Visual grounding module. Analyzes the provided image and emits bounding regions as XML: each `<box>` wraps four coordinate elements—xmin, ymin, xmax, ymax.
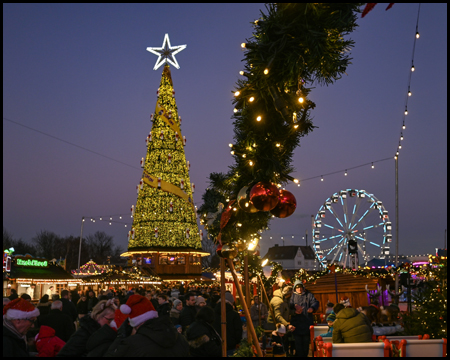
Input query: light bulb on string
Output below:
<box><xmin>241</xmin><ymin>43</ymin><xmax>246</xmax><ymax>48</ymax></box>
<box><xmin>233</xmin><ymin>108</ymin><xmax>238</xmax><ymax>113</ymax></box>
<box><xmin>399</xmin><ymin>143</ymin><xmax>402</xmax><ymax>149</ymax></box>
<box><xmin>402</xmin><ymin>122</ymin><xmax>406</xmax><ymax>130</ymax></box>
<box><xmin>400</xmin><ymin>133</ymin><xmax>404</xmax><ymax>141</ymax></box>
<box><xmin>119</xmin><ymin>216</ymin><xmax>122</xmax><ymax>219</ymax></box>
<box><xmin>321</xmin><ymin>176</ymin><xmax>324</xmax><ymax>182</ymax></box>
<box><xmin>411</xmin><ymin>65</ymin><xmax>415</xmax><ymax>72</ymax></box>
<box><xmin>404</xmin><ymin>108</ymin><xmax>408</xmax><ymax>115</ymax></box>
<box><xmin>239</xmin><ymin>71</ymin><xmax>244</xmax><ymax>75</ymax></box>
<box><xmin>256</xmin><ymin>116</ymin><xmax>262</xmax><ymax>122</ymax></box>
<box><xmin>371</xmin><ymin>162</ymin><xmax>374</xmax><ymax>169</ymax></box>
<box><xmin>416</xmin><ymin>32</ymin><xmax>420</xmax><ymax>39</ymax></box>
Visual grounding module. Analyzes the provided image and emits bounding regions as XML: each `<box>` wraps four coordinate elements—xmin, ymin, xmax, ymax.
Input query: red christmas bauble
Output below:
<box><xmin>220</xmin><ymin>200</ymin><xmax>236</xmax><ymax>229</ymax></box>
<box><xmin>249</xmin><ymin>182</ymin><xmax>280</xmax><ymax>211</ymax></box>
<box><xmin>216</xmin><ymin>244</ymin><xmax>223</xmax><ymax>257</ymax></box>
<box><xmin>270</xmin><ymin>190</ymin><xmax>297</xmax><ymax>218</ymax></box>
<box><xmin>237</xmin><ymin>185</ymin><xmax>259</xmax><ymax>213</ymax></box>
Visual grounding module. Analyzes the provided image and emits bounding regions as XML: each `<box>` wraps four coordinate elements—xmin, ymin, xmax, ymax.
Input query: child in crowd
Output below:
<box><xmin>270</xmin><ymin>323</ymin><xmax>287</xmax><ymax>357</ymax></box>
<box><xmin>325</xmin><ymin>302</ymin><xmax>334</xmax><ymax>315</ymax></box>
<box><xmin>319</xmin><ymin>312</ymin><xmax>336</xmax><ymax>338</ymax></box>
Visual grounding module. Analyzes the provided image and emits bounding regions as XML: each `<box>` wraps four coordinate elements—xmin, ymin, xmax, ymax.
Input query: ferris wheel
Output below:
<box><xmin>312</xmin><ymin>189</ymin><xmax>392</xmax><ymax>269</ymax></box>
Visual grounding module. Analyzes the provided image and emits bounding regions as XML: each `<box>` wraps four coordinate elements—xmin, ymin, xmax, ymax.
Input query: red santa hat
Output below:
<box><xmin>110</xmin><ymin>307</ymin><xmax>129</xmax><ymax>330</ymax></box>
<box><xmin>120</xmin><ymin>294</ymin><xmax>158</xmax><ymax>327</ymax></box>
<box><xmin>3</xmin><ymin>298</ymin><xmax>40</xmax><ymax>320</ymax></box>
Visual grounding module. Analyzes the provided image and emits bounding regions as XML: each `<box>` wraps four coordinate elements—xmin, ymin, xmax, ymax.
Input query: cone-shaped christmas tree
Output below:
<box><xmin>128</xmin><ymin>64</ymin><xmax>201</xmax><ymax>251</ymax></box>
<box><xmin>124</xmin><ymin>65</ymin><xmax>207</xmax><ymax>281</ymax></box>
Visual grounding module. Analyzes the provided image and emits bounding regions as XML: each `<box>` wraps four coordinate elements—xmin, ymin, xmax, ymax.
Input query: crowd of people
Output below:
<box><xmin>3</xmin><ymin>282</ymin><xmax>374</xmax><ymax>357</ymax></box>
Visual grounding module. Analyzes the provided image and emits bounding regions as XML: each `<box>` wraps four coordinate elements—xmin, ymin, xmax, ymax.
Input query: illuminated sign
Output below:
<box><xmin>16</xmin><ymin>258</ymin><xmax>48</xmax><ymax>267</ymax></box>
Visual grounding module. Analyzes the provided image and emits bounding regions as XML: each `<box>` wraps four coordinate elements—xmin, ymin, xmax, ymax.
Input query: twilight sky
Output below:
<box><xmin>3</xmin><ymin>4</ymin><xmax>447</xmax><ymax>263</ymax></box>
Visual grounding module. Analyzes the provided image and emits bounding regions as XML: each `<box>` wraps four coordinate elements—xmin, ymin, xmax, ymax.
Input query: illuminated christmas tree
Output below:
<box><xmin>127</xmin><ymin>64</ymin><xmax>201</xmax><ymax>251</ymax></box>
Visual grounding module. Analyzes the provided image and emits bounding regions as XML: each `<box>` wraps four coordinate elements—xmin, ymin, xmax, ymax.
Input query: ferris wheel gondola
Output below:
<box><xmin>313</xmin><ymin>189</ymin><xmax>392</xmax><ymax>269</ymax></box>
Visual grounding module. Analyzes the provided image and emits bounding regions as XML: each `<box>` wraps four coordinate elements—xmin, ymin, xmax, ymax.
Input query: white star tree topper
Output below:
<box><xmin>146</xmin><ymin>34</ymin><xmax>186</xmax><ymax>70</ymax></box>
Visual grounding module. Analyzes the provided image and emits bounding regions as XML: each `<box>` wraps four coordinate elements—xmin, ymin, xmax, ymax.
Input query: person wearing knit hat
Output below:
<box><xmin>271</xmin><ymin>323</ymin><xmax>287</xmax><ymax>356</ymax></box>
<box><xmin>224</xmin><ymin>291</ymin><xmax>235</xmax><ymax>305</ymax></box>
<box><xmin>3</xmin><ymin>298</ymin><xmax>40</xmax><ymax>357</ymax></box>
<box><xmin>195</xmin><ymin>296</ymin><xmax>206</xmax><ymax>307</ymax></box>
<box><xmin>319</xmin><ymin>312</ymin><xmax>336</xmax><ymax>338</ymax></box>
<box><xmin>170</xmin><ymin>299</ymin><xmax>183</xmax><ymax>327</ymax></box>
<box><xmin>104</xmin><ymin>294</ymin><xmax>190</xmax><ymax>357</ymax></box>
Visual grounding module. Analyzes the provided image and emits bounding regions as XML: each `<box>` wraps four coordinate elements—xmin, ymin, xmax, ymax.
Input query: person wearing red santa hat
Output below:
<box><xmin>3</xmin><ymin>298</ymin><xmax>40</xmax><ymax>357</ymax></box>
<box><xmin>104</xmin><ymin>294</ymin><xmax>189</xmax><ymax>357</ymax></box>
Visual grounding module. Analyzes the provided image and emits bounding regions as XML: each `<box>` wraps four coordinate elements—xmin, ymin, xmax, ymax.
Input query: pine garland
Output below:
<box><xmin>198</xmin><ymin>4</ymin><xmax>361</xmax><ymax>247</ymax></box>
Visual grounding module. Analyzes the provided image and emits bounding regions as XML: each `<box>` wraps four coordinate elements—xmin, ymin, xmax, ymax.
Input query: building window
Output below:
<box><xmin>298</xmin><ymin>261</ymin><xmax>302</xmax><ymax>265</ymax></box>
<box><xmin>159</xmin><ymin>256</ymin><xmax>168</xmax><ymax>265</ymax></box>
<box><xmin>168</xmin><ymin>256</ymin><xmax>176</xmax><ymax>265</ymax></box>
<box><xmin>177</xmin><ymin>256</ymin><xmax>185</xmax><ymax>265</ymax></box>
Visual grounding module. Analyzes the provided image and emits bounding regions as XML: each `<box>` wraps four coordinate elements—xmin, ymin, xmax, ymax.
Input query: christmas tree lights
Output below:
<box><xmin>127</xmin><ymin>65</ymin><xmax>201</xmax><ymax>251</ymax></box>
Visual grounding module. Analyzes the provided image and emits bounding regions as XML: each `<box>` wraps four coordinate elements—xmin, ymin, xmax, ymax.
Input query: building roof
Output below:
<box><xmin>8</xmin><ymin>264</ymin><xmax>75</xmax><ymax>280</ymax></box>
<box><xmin>263</xmin><ymin>245</ymin><xmax>316</xmax><ymax>261</ymax></box>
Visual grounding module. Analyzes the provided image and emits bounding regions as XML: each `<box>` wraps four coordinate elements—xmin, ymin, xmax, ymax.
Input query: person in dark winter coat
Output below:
<box><xmin>213</xmin><ymin>300</ymin><xmax>243</xmax><ymax>354</ymax></box>
<box><xmin>36</xmin><ymin>295</ymin><xmax>51</xmax><ymax>321</ymax></box>
<box><xmin>38</xmin><ymin>300</ymin><xmax>75</xmax><ymax>342</ymax></box>
<box><xmin>87</xmin><ymin>290</ymin><xmax>99</xmax><ymax>312</ymax></box>
<box><xmin>179</xmin><ymin>292</ymin><xmax>197</xmax><ymax>333</ymax></box>
<box><xmin>332</xmin><ymin>305</ymin><xmax>373</xmax><ymax>343</ymax></box>
<box><xmin>186</xmin><ymin>305</ymin><xmax>222</xmax><ymax>357</ymax></box>
<box><xmin>86</xmin><ymin>323</ymin><xmax>117</xmax><ymax>357</ymax></box>
<box><xmin>289</xmin><ymin>280</ymin><xmax>319</xmax><ymax>357</ymax></box>
<box><xmin>170</xmin><ymin>299</ymin><xmax>183</xmax><ymax>326</ymax></box>
<box><xmin>56</xmin><ymin>299</ymin><xmax>116</xmax><ymax>357</ymax></box>
<box><xmin>3</xmin><ymin>298</ymin><xmax>40</xmax><ymax>357</ymax></box>
<box><xmin>76</xmin><ymin>295</ymin><xmax>89</xmax><ymax>319</ymax></box>
<box><xmin>104</xmin><ymin>294</ymin><xmax>189</xmax><ymax>357</ymax></box>
<box><xmin>35</xmin><ymin>325</ymin><xmax>66</xmax><ymax>357</ymax></box>
<box><xmin>60</xmin><ymin>290</ymin><xmax>78</xmax><ymax>323</ymax></box>
<box><xmin>156</xmin><ymin>294</ymin><xmax>171</xmax><ymax>318</ymax></box>
<box><xmin>8</xmin><ymin>289</ymin><xmax>19</xmax><ymax>301</ymax></box>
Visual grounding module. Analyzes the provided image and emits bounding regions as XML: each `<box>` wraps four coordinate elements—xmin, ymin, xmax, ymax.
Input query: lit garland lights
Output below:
<box><xmin>198</xmin><ymin>4</ymin><xmax>360</xmax><ymax>247</ymax></box>
<box><xmin>127</xmin><ymin>65</ymin><xmax>201</xmax><ymax>251</ymax></box>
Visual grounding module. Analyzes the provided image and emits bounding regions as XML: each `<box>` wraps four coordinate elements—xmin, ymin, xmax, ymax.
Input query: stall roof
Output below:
<box><xmin>8</xmin><ymin>264</ymin><xmax>74</xmax><ymax>280</ymax></box>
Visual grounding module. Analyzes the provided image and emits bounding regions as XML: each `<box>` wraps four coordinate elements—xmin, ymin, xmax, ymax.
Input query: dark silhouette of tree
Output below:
<box><xmin>3</xmin><ymin>228</ymin><xmax>37</xmax><ymax>255</ymax></box>
<box><xmin>85</xmin><ymin>231</ymin><xmax>123</xmax><ymax>265</ymax></box>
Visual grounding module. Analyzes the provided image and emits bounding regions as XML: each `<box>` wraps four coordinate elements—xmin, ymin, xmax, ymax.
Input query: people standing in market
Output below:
<box><xmin>332</xmin><ymin>303</ymin><xmax>373</xmax><ymax>343</ymax></box>
<box><xmin>156</xmin><ymin>294</ymin><xmax>171</xmax><ymax>318</ymax></box>
<box><xmin>8</xmin><ymin>288</ymin><xmax>18</xmax><ymax>301</ymax></box>
<box><xmin>213</xmin><ymin>298</ymin><xmax>243</xmax><ymax>357</ymax></box>
<box><xmin>3</xmin><ymin>298</ymin><xmax>40</xmax><ymax>357</ymax></box>
<box><xmin>289</xmin><ymin>280</ymin><xmax>319</xmax><ymax>357</ymax></box>
<box><xmin>179</xmin><ymin>292</ymin><xmax>197</xmax><ymax>334</ymax></box>
<box><xmin>56</xmin><ymin>299</ymin><xmax>116</xmax><ymax>357</ymax></box>
<box><xmin>250</xmin><ymin>295</ymin><xmax>268</xmax><ymax>329</ymax></box>
<box><xmin>186</xmin><ymin>305</ymin><xmax>222</xmax><ymax>357</ymax></box>
<box><xmin>87</xmin><ymin>290</ymin><xmax>98</xmax><ymax>313</ymax></box>
<box><xmin>170</xmin><ymin>299</ymin><xmax>183</xmax><ymax>326</ymax></box>
<box><xmin>60</xmin><ymin>290</ymin><xmax>77</xmax><ymax>324</ymax></box>
<box><xmin>37</xmin><ymin>300</ymin><xmax>75</xmax><ymax>343</ymax></box>
<box><xmin>267</xmin><ymin>285</ymin><xmax>293</xmax><ymax>331</ymax></box>
<box><xmin>76</xmin><ymin>295</ymin><xmax>89</xmax><ymax>319</ymax></box>
<box><xmin>104</xmin><ymin>294</ymin><xmax>189</xmax><ymax>357</ymax></box>
<box><xmin>46</xmin><ymin>286</ymin><xmax>54</xmax><ymax>298</ymax></box>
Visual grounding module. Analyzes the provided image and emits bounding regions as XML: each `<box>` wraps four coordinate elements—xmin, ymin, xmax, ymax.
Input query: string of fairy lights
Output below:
<box><xmin>4</xmin><ymin>5</ymin><xmax>423</xmax><ymax>239</ymax></box>
<box><xmin>229</xmin><ymin>4</ymin><xmax>422</xmax><ymax>189</ymax></box>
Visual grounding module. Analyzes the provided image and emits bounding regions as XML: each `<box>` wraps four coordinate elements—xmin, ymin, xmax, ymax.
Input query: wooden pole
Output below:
<box><xmin>227</xmin><ymin>259</ymin><xmax>263</xmax><ymax>357</ymax></box>
<box><xmin>244</xmin><ymin>252</ymin><xmax>251</xmax><ymax>309</ymax></box>
<box><xmin>220</xmin><ymin>258</ymin><xmax>227</xmax><ymax>357</ymax></box>
<box><xmin>258</xmin><ymin>274</ymin><xmax>276</xmax><ymax>323</ymax></box>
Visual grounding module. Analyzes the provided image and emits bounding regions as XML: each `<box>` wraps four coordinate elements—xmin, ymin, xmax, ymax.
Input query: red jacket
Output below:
<box><xmin>36</xmin><ymin>325</ymin><xmax>66</xmax><ymax>357</ymax></box>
